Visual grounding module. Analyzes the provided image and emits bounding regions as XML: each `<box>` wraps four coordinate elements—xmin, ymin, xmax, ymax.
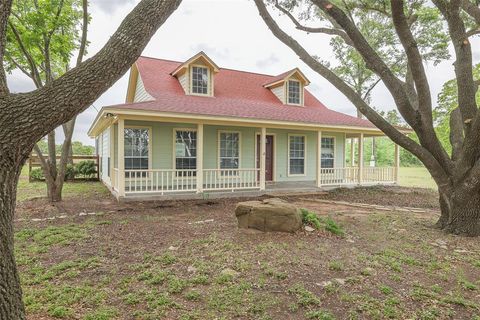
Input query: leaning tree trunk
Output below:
<box><xmin>437</xmin><ymin>186</ymin><xmax>480</xmax><ymax>236</ymax></box>
<box><xmin>0</xmin><ymin>161</ymin><xmax>26</xmax><ymax>319</ymax></box>
<box><xmin>0</xmin><ymin>0</ymin><xmax>182</xmax><ymax>316</ymax></box>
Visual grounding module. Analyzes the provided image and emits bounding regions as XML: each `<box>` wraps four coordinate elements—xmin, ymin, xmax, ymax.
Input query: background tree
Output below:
<box><xmin>35</xmin><ymin>140</ymin><xmax>96</xmax><ymax>155</ymax></box>
<box><xmin>4</xmin><ymin>0</ymin><xmax>89</xmax><ymax>202</ymax></box>
<box><xmin>0</xmin><ymin>0</ymin><xmax>182</xmax><ymax>317</ymax></box>
<box><xmin>254</xmin><ymin>0</ymin><xmax>480</xmax><ymax>235</ymax></box>
<box><xmin>435</xmin><ymin>63</ymin><xmax>480</xmax><ymax>154</ymax></box>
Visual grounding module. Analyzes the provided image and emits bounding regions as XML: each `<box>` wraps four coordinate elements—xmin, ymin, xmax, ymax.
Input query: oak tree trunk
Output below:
<box><xmin>0</xmin><ymin>160</ymin><xmax>26</xmax><ymax>319</ymax></box>
<box><xmin>0</xmin><ymin>0</ymin><xmax>181</xmax><ymax>316</ymax></box>
<box><xmin>437</xmin><ymin>187</ymin><xmax>480</xmax><ymax>236</ymax></box>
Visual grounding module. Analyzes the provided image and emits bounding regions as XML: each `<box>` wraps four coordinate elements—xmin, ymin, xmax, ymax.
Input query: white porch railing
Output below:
<box><xmin>320</xmin><ymin>167</ymin><xmax>359</xmax><ymax>186</ymax></box>
<box><xmin>362</xmin><ymin>167</ymin><xmax>395</xmax><ymax>183</ymax></box>
<box><xmin>117</xmin><ymin>167</ymin><xmax>394</xmax><ymax>196</ymax></box>
<box><xmin>320</xmin><ymin>167</ymin><xmax>395</xmax><ymax>186</ymax></box>
<box><xmin>203</xmin><ymin>168</ymin><xmax>260</xmax><ymax>191</ymax></box>
<box><xmin>123</xmin><ymin>168</ymin><xmax>260</xmax><ymax>194</ymax></box>
<box><xmin>125</xmin><ymin>169</ymin><xmax>197</xmax><ymax>194</ymax></box>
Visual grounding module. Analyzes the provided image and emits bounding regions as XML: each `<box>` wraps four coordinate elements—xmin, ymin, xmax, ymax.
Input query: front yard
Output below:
<box><xmin>14</xmin><ymin>170</ymin><xmax>480</xmax><ymax>319</ymax></box>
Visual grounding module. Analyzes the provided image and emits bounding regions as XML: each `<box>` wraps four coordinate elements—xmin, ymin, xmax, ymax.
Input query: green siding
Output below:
<box><xmin>119</xmin><ymin>120</ymin><xmax>346</xmax><ymax>182</ymax></box>
<box><xmin>124</xmin><ymin>120</ymin><xmax>195</xmax><ymax>169</ymax></box>
<box><xmin>203</xmin><ymin>125</ymin><xmax>256</xmax><ymax>169</ymax></box>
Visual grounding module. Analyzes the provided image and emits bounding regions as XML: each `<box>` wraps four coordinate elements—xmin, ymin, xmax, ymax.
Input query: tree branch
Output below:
<box><xmin>8</xmin><ymin>21</ymin><xmax>43</xmax><ymax>88</ymax></box>
<box><xmin>310</xmin><ymin>0</ymin><xmax>420</xmax><ymax>128</ymax></box>
<box><xmin>461</xmin><ymin>0</ymin><xmax>480</xmax><ymax>25</ymax></box>
<box><xmin>253</xmin><ymin>0</ymin><xmax>450</xmax><ymax>185</ymax></box>
<box><xmin>0</xmin><ymin>0</ymin><xmax>13</xmax><ymax>95</ymax></box>
<box><xmin>273</xmin><ymin>1</ymin><xmax>353</xmax><ymax>45</ymax></box>
<box><xmin>391</xmin><ymin>0</ymin><xmax>433</xmax><ymax>123</ymax></box>
<box><xmin>361</xmin><ymin>78</ymin><xmax>381</xmax><ymax>101</ymax></box>
<box><xmin>2</xmin><ymin>0</ymin><xmax>182</xmax><ymax>151</ymax></box>
<box><xmin>434</xmin><ymin>0</ymin><xmax>480</xmax><ymax>171</ymax></box>
<box><xmin>76</xmin><ymin>0</ymin><xmax>88</xmax><ymax>68</ymax></box>
<box><xmin>311</xmin><ymin>0</ymin><xmax>452</xmax><ymax>172</ymax></box>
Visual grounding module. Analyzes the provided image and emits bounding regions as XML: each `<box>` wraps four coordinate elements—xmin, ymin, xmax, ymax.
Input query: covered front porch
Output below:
<box><xmin>101</xmin><ymin>117</ymin><xmax>400</xmax><ymax>200</ymax></box>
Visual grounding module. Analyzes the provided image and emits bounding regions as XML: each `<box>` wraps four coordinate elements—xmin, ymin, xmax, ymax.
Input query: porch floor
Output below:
<box><xmin>116</xmin><ymin>180</ymin><xmax>395</xmax><ymax>202</ymax></box>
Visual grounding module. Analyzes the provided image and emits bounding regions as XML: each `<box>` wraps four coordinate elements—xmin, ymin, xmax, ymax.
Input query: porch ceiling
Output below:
<box><xmin>88</xmin><ymin>108</ymin><xmax>394</xmax><ymax>138</ymax></box>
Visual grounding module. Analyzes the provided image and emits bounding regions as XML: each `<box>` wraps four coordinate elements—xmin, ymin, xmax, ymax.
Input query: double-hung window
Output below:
<box><xmin>175</xmin><ymin>130</ymin><xmax>197</xmax><ymax>175</ymax></box>
<box><xmin>321</xmin><ymin>137</ymin><xmax>335</xmax><ymax>169</ymax></box>
<box><xmin>219</xmin><ymin>132</ymin><xmax>240</xmax><ymax>174</ymax></box>
<box><xmin>288</xmin><ymin>80</ymin><xmax>301</xmax><ymax>105</ymax></box>
<box><xmin>289</xmin><ymin>135</ymin><xmax>305</xmax><ymax>175</ymax></box>
<box><xmin>124</xmin><ymin>128</ymin><xmax>149</xmax><ymax>175</ymax></box>
<box><xmin>191</xmin><ymin>66</ymin><xmax>209</xmax><ymax>94</ymax></box>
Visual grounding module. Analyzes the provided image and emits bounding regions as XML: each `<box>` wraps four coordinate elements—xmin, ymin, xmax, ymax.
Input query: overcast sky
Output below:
<box><xmin>5</xmin><ymin>0</ymin><xmax>480</xmax><ymax>146</ymax></box>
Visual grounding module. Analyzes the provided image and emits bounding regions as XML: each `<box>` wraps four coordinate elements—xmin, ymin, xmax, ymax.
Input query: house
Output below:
<box><xmin>88</xmin><ymin>52</ymin><xmax>403</xmax><ymax>201</ymax></box>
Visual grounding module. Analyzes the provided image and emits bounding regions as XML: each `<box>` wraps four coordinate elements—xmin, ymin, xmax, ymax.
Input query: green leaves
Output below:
<box><xmin>4</xmin><ymin>0</ymin><xmax>88</xmax><ymax>87</ymax></box>
<box><xmin>324</xmin><ymin>0</ymin><xmax>449</xmax><ymax>101</ymax></box>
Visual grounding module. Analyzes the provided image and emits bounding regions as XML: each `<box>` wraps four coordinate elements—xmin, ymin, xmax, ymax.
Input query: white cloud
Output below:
<box><xmin>5</xmin><ymin>0</ymin><xmax>480</xmax><ymax>146</ymax></box>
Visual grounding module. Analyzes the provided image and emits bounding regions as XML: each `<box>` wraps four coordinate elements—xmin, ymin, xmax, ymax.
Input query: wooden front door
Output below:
<box><xmin>256</xmin><ymin>135</ymin><xmax>274</xmax><ymax>181</ymax></box>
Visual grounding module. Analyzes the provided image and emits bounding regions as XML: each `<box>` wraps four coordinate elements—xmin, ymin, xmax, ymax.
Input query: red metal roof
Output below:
<box><xmin>108</xmin><ymin>56</ymin><xmax>376</xmax><ymax>129</ymax></box>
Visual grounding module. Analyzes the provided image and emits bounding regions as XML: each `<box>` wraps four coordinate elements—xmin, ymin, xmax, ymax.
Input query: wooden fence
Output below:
<box><xmin>28</xmin><ymin>155</ymin><xmax>100</xmax><ymax>182</ymax></box>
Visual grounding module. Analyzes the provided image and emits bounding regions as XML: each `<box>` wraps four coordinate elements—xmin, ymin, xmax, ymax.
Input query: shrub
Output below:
<box><xmin>30</xmin><ymin>168</ymin><xmax>44</xmax><ymax>181</ymax></box>
<box><xmin>76</xmin><ymin>160</ymin><xmax>96</xmax><ymax>178</ymax></box>
<box><xmin>301</xmin><ymin>208</ymin><xmax>321</xmax><ymax>229</ymax></box>
<box><xmin>30</xmin><ymin>164</ymin><xmax>76</xmax><ymax>181</ymax></box>
<box><xmin>65</xmin><ymin>164</ymin><xmax>77</xmax><ymax>181</ymax></box>
<box><xmin>300</xmin><ymin>209</ymin><xmax>345</xmax><ymax>236</ymax></box>
<box><xmin>322</xmin><ymin>217</ymin><xmax>344</xmax><ymax>236</ymax></box>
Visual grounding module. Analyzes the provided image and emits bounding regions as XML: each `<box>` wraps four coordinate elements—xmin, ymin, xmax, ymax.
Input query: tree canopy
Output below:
<box><xmin>254</xmin><ymin>0</ymin><xmax>480</xmax><ymax>235</ymax></box>
<box><xmin>4</xmin><ymin>0</ymin><xmax>87</xmax><ymax>87</ymax></box>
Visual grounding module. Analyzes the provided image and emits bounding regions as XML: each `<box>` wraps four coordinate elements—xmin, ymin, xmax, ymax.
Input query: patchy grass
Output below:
<box><xmin>17</xmin><ymin>165</ymin><xmax>109</xmax><ymax>202</ymax></box>
<box><xmin>13</xmin><ymin>178</ymin><xmax>480</xmax><ymax>319</ymax></box>
<box><xmin>398</xmin><ymin>166</ymin><xmax>436</xmax><ymax>189</ymax></box>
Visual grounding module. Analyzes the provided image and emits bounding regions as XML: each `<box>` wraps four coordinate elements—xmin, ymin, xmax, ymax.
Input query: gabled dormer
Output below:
<box><xmin>171</xmin><ymin>52</ymin><xmax>219</xmax><ymax>97</ymax></box>
<box><xmin>263</xmin><ymin>68</ymin><xmax>310</xmax><ymax>106</ymax></box>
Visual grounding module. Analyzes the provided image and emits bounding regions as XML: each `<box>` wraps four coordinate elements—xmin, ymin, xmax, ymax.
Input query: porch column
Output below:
<box><xmin>394</xmin><ymin>143</ymin><xmax>400</xmax><ymax>183</ymax></box>
<box><xmin>358</xmin><ymin>133</ymin><xmax>364</xmax><ymax>185</ymax></box>
<box><xmin>110</xmin><ymin>125</ymin><xmax>115</xmax><ymax>188</ymax></box>
<box><xmin>350</xmin><ymin>138</ymin><xmax>355</xmax><ymax>167</ymax></box>
<box><xmin>316</xmin><ymin>130</ymin><xmax>322</xmax><ymax>187</ymax></box>
<box><xmin>117</xmin><ymin>118</ymin><xmax>125</xmax><ymax>197</ymax></box>
<box><xmin>259</xmin><ymin>127</ymin><xmax>266</xmax><ymax>191</ymax></box>
<box><xmin>196</xmin><ymin>123</ymin><xmax>204</xmax><ymax>193</ymax></box>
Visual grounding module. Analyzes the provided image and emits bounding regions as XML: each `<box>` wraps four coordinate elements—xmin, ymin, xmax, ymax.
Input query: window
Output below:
<box><xmin>288</xmin><ymin>80</ymin><xmax>301</xmax><ymax>105</ymax></box>
<box><xmin>321</xmin><ymin>137</ymin><xmax>335</xmax><ymax>168</ymax></box>
<box><xmin>124</xmin><ymin>128</ymin><xmax>149</xmax><ymax>170</ymax></box>
<box><xmin>191</xmin><ymin>66</ymin><xmax>209</xmax><ymax>94</ymax></box>
<box><xmin>219</xmin><ymin>132</ymin><xmax>240</xmax><ymax>172</ymax></box>
<box><xmin>175</xmin><ymin>130</ymin><xmax>197</xmax><ymax>171</ymax></box>
<box><xmin>289</xmin><ymin>135</ymin><xmax>305</xmax><ymax>175</ymax></box>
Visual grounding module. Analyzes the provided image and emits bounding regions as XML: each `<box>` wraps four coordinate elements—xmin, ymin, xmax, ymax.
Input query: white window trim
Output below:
<box><xmin>217</xmin><ymin>130</ymin><xmax>242</xmax><ymax>177</ymax></box>
<box><xmin>173</xmin><ymin>128</ymin><xmax>198</xmax><ymax>176</ymax></box>
<box><xmin>286</xmin><ymin>79</ymin><xmax>303</xmax><ymax>106</ymax></box>
<box><xmin>287</xmin><ymin>134</ymin><xmax>307</xmax><ymax>177</ymax></box>
<box><xmin>254</xmin><ymin>132</ymin><xmax>277</xmax><ymax>182</ymax></box>
<box><xmin>321</xmin><ymin>136</ymin><xmax>336</xmax><ymax>169</ymax></box>
<box><xmin>123</xmin><ymin>126</ymin><xmax>153</xmax><ymax>180</ymax></box>
<box><xmin>190</xmin><ymin>64</ymin><xmax>210</xmax><ymax>96</ymax></box>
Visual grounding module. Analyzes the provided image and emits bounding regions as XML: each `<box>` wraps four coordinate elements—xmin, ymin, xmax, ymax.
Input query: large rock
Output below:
<box><xmin>235</xmin><ymin>198</ymin><xmax>302</xmax><ymax>233</ymax></box>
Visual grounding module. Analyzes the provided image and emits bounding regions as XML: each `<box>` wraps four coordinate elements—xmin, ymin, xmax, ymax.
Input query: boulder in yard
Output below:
<box><xmin>235</xmin><ymin>198</ymin><xmax>302</xmax><ymax>233</ymax></box>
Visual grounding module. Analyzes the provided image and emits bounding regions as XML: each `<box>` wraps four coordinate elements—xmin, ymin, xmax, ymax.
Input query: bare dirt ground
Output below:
<box><xmin>14</xmin><ymin>184</ymin><xmax>480</xmax><ymax>320</ymax></box>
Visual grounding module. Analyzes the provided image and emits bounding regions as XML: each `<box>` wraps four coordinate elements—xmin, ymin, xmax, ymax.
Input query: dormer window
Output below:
<box><xmin>192</xmin><ymin>66</ymin><xmax>209</xmax><ymax>95</ymax></box>
<box><xmin>263</xmin><ymin>68</ymin><xmax>309</xmax><ymax>106</ymax></box>
<box><xmin>288</xmin><ymin>80</ymin><xmax>301</xmax><ymax>105</ymax></box>
<box><xmin>171</xmin><ymin>52</ymin><xmax>219</xmax><ymax>97</ymax></box>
